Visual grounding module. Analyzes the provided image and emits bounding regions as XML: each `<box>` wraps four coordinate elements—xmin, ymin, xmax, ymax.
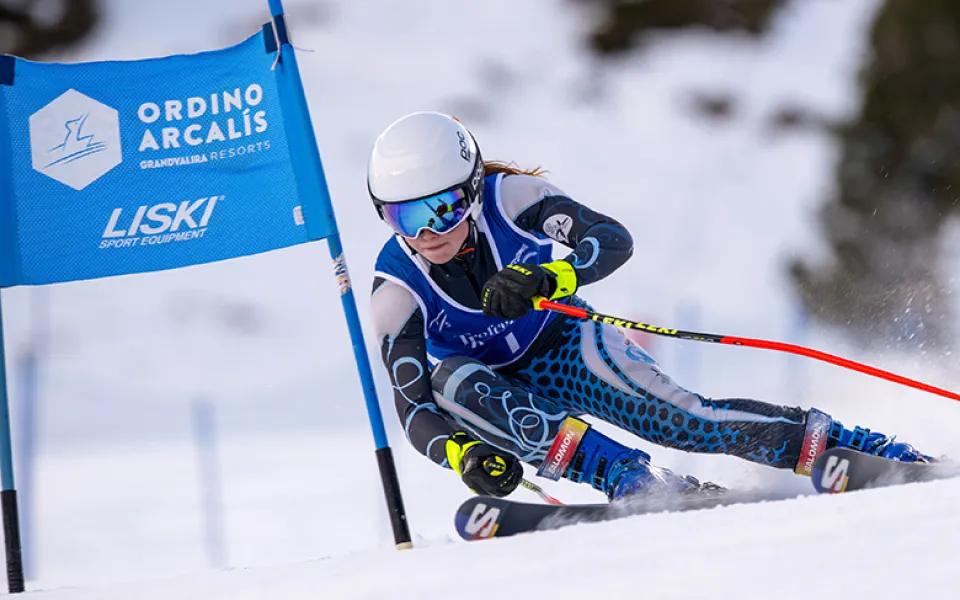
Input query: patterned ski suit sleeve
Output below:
<box><xmin>501</xmin><ymin>174</ymin><xmax>634</xmax><ymax>285</ymax></box>
<box><xmin>371</xmin><ymin>276</ymin><xmax>458</xmax><ymax>467</ymax></box>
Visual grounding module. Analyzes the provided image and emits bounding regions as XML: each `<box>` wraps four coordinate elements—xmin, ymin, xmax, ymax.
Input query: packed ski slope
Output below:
<box><xmin>25</xmin><ymin>477</ymin><xmax>960</xmax><ymax>600</ymax></box>
<box><xmin>1</xmin><ymin>0</ymin><xmax>959</xmax><ymax>597</ymax></box>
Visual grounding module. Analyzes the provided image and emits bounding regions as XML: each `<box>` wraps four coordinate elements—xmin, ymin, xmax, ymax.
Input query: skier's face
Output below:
<box><xmin>405</xmin><ymin>218</ymin><xmax>470</xmax><ymax>264</ymax></box>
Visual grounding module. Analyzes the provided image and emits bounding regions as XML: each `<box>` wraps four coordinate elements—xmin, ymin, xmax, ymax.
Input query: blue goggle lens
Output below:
<box><xmin>380</xmin><ymin>188</ymin><xmax>470</xmax><ymax>238</ymax></box>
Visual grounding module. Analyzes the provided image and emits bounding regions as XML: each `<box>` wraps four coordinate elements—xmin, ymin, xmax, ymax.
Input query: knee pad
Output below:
<box><xmin>430</xmin><ymin>356</ymin><xmax>490</xmax><ymax>402</ymax></box>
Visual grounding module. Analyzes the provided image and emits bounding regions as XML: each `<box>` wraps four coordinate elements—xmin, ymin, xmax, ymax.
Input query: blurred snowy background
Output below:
<box><xmin>1</xmin><ymin>0</ymin><xmax>958</xmax><ymax>592</ymax></box>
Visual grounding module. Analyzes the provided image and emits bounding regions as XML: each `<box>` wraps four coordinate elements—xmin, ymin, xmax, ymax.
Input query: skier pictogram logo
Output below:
<box><xmin>29</xmin><ymin>89</ymin><xmax>123</xmax><ymax>190</ymax></box>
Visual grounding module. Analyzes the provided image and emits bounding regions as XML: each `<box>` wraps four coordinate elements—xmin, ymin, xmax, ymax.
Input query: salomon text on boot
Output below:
<box><xmin>795</xmin><ymin>409</ymin><xmax>933</xmax><ymax>477</ymax></box>
<box><xmin>536</xmin><ymin>417</ymin><xmax>723</xmax><ymax>501</ymax></box>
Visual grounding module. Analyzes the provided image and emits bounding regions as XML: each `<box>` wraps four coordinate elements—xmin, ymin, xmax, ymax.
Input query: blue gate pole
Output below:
<box><xmin>266</xmin><ymin>0</ymin><xmax>411</xmax><ymax>548</ymax></box>
<box><xmin>17</xmin><ymin>286</ymin><xmax>45</xmax><ymax>582</ymax></box>
<box><xmin>328</xmin><ymin>235</ymin><xmax>411</xmax><ymax>547</ymax></box>
<box><xmin>0</xmin><ymin>291</ymin><xmax>25</xmax><ymax>592</ymax></box>
<box><xmin>192</xmin><ymin>398</ymin><xmax>227</xmax><ymax>569</ymax></box>
<box><xmin>15</xmin><ymin>348</ymin><xmax>36</xmax><ymax>582</ymax></box>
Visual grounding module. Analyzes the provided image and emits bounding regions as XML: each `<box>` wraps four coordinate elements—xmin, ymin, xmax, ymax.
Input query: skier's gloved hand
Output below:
<box><xmin>446</xmin><ymin>432</ymin><xmax>522</xmax><ymax>498</ymax></box>
<box><xmin>481</xmin><ymin>260</ymin><xmax>577</xmax><ymax>320</ymax></box>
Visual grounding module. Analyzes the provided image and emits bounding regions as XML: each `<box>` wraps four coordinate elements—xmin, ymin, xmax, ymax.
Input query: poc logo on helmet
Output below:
<box><xmin>469</xmin><ymin>159</ymin><xmax>484</xmax><ymax>193</ymax></box>
<box><xmin>456</xmin><ymin>130</ymin><xmax>471</xmax><ymax>162</ymax></box>
<box><xmin>29</xmin><ymin>89</ymin><xmax>123</xmax><ymax>190</ymax></box>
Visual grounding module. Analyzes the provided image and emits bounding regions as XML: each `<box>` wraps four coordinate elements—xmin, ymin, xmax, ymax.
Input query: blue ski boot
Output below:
<box><xmin>796</xmin><ymin>409</ymin><xmax>932</xmax><ymax>477</ymax></box>
<box><xmin>828</xmin><ymin>421</ymin><xmax>933</xmax><ymax>463</ymax></box>
<box><xmin>536</xmin><ymin>417</ymin><xmax>719</xmax><ymax>501</ymax></box>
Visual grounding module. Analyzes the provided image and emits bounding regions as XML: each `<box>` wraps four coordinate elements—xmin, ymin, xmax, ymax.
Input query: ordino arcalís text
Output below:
<box><xmin>136</xmin><ymin>85</ymin><xmax>272</xmax><ymax>169</ymax></box>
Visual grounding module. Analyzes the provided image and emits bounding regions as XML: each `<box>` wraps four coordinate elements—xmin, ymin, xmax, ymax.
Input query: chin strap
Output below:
<box><xmin>458</xmin><ymin>216</ymin><xmax>478</xmax><ymax>251</ymax></box>
<box><xmin>398</xmin><ymin>235</ymin><xmax>419</xmax><ymax>257</ymax></box>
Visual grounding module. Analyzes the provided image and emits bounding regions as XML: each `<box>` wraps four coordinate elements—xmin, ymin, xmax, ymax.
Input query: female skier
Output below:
<box><xmin>368</xmin><ymin>111</ymin><xmax>930</xmax><ymax>501</ymax></box>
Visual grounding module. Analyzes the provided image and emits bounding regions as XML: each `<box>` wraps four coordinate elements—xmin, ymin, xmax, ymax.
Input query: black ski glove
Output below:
<box><xmin>446</xmin><ymin>432</ymin><xmax>522</xmax><ymax>498</ymax></box>
<box><xmin>481</xmin><ymin>260</ymin><xmax>578</xmax><ymax>320</ymax></box>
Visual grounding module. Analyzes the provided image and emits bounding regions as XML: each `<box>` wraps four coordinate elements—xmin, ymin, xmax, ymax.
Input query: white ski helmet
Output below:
<box><xmin>367</xmin><ymin>111</ymin><xmax>484</xmax><ymax>238</ymax></box>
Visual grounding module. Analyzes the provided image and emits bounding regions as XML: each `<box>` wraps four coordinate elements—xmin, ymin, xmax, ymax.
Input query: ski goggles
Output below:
<box><xmin>375</xmin><ymin>187</ymin><xmax>473</xmax><ymax>239</ymax></box>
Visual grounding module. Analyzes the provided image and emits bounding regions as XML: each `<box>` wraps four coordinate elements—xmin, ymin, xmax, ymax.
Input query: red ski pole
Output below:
<box><xmin>534</xmin><ymin>299</ymin><xmax>960</xmax><ymax>404</ymax></box>
<box><xmin>519</xmin><ymin>479</ymin><xmax>565</xmax><ymax>505</ymax></box>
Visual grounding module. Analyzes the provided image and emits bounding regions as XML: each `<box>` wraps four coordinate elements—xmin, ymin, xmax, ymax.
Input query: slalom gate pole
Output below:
<box><xmin>266</xmin><ymin>0</ymin><xmax>412</xmax><ymax>548</ymax></box>
<box><xmin>0</xmin><ymin>294</ymin><xmax>24</xmax><ymax>592</ymax></box>
<box><xmin>534</xmin><ymin>299</ymin><xmax>960</xmax><ymax>404</ymax></box>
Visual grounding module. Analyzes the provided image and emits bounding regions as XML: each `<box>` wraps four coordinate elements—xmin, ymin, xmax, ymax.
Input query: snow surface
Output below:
<box><xmin>24</xmin><ymin>476</ymin><xmax>960</xmax><ymax>600</ymax></box>
<box><xmin>1</xmin><ymin>0</ymin><xmax>959</xmax><ymax>597</ymax></box>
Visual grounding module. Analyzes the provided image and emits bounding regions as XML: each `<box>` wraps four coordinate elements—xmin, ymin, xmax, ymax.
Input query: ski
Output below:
<box><xmin>455</xmin><ymin>451</ymin><xmax>959</xmax><ymax>540</ymax></box>
<box><xmin>810</xmin><ymin>447</ymin><xmax>956</xmax><ymax>494</ymax></box>
<box><xmin>454</xmin><ymin>488</ymin><xmax>764</xmax><ymax>541</ymax></box>
<box><xmin>455</xmin><ymin>497</ymin><xmax>607</xmax><ymax>540</ymax></box>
